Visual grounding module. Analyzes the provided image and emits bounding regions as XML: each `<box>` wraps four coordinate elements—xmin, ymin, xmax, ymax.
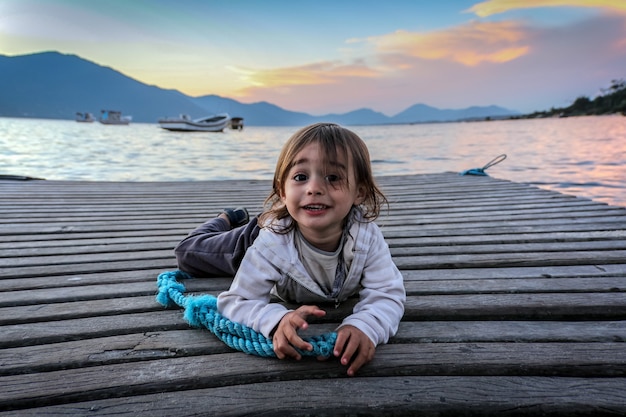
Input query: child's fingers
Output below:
<box><xmin>273</xmin><ymin>329</ymin><xmax>303</xmax><ymax>360</ymax></box>
<box><xmin>333</xmin><ymin>328</ymin><xmax>348</xmax><ymax>358</ymax></box>
<box><xmin>294</xmin><ymin>304</ymin><xmax>326</xmax><ymax>320</ymax></box>
<box><xmin>346</xmin><ymin>343</ymin><xmax>375</xmax><ymax>376</ymax></box>
<box><xmin>334</xmin><ymin>325</ymin><xmax>376</xmax><ymax>376</ymax></box>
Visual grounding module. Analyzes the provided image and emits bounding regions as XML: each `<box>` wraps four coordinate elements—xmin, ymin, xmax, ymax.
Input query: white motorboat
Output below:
<box><xmin>100</xmin><ymin>110</ymin><xmax>131</xmax><ymax>125</ymax></box>
<box><xmin>158</xmin><ymin>113</ymin><xmax>231</xmax><ymax>132</ymax></box>
<box><xmin>76</xmin><ymin>112</ymin><xmax>95</xmax><ymax>123</ymax></box>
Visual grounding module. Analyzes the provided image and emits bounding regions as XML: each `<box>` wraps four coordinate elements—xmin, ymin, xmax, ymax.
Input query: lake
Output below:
<box><xmin>1</xmin><ymin>115</ymin><xmax>625</xmax><ymax>208</ymax></box>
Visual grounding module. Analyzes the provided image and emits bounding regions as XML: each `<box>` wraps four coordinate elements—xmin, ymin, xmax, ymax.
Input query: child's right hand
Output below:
<box><xmin>272</xmin><ymin>305</ymin><xmax>326</xmax><ymax>360</ymax></box>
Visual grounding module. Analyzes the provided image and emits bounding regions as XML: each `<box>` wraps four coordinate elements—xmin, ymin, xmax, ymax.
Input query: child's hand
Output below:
<box><xmin>273</xmin><ymin>305</ymin><xmax>326</xmax><ymax>360</ymax></box>
<box><xmin>334</xmin><ymin>325</ymin><xmax>375</xmax><ymax>376</ymax></box>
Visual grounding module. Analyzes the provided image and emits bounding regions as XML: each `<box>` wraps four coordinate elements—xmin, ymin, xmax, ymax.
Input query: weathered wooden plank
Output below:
<box><xmin>0</xmin><ymin>235</ymin><xmax>181</xmax><ymax>250</ymax></box>
<box><xmin>401</xmin><ymin>293</ymin><xmax>626</xmax><ymax>320</ymax></box>
<box><xmin>401</xmin><ymin>264</ymin><xmax>626</xmax><ymax>280</ymax></box>
<box><xmin>388</xmin><ymin>230</ymin><xmax>626</xmax><ymax>246</ymax></box>
<box><xmin>0</xmin><ymin>296</ymin><xmax>176</xmax><ymax>326</ymax></box>
<box><xmin>393</xmin><ymin>250</ymin><xmax>626</xmax><ymax>269</ymax></box>
<box><xmin>394</xmin><ymin>320</ymin><xmax>626</xmax><ymax>343</ymax></box>
<box><xmin>0</xmin><ymin>269</ymin><xmax>172</xmax><ymax>291</ymax></box>
<box><xmin>403</xmin><ymin>277</ymin><xmax>626</xmax><ymax>295</ymax></box>
<box><xmin>0</xmin><ymin>279</ymin><xmax>229</xmax><ymax>307</ymax></box>
<box><xmin>394</xmin><ymin>240</ymin><xmax>626</xmax><ymax>255</ymax></box>
<box><xmin>0</xmin><ymin>311</ymin><xmax>188</xmax><ymax>349</ymax></box>
<box><xmin>0</xmin><ymin>330</ymin><xmax>229</xmax><ymax>376</ymax></box>
<box><xmin>3</xmin><ymin>376</ymin><xmax>623</xmax><ymax>417</ymax></box>
<box><xmin>0</xmin><ymin>249</ymin><xmax>176</xmax><ymax>268</ymax></box>
<box><xmin>0</xmin><ymin>259</ymin><xmax>179</xmax><ymax>279</ymax></box>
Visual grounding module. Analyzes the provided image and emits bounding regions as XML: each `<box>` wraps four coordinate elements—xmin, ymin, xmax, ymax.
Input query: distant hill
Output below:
<box><xmin>0</xmin><ymin>51</ymin><xmax>519</xmax><ymax>125</ymax></box>
<box><xmin>191</xmin><ymin>95</ymin><xmax>317</xmax><ymax>126</ymax></box>
<box><xmin>391</xmin><ymin>103</ymin><xmax>517</xmax><ymax>123</ymax></box>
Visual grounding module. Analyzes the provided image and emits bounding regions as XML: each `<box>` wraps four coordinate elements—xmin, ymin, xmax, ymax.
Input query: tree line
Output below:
<box><xmin>518</xmin><ymin>79</ymin><xmax>626</xmax><ymax>119</ymax></box>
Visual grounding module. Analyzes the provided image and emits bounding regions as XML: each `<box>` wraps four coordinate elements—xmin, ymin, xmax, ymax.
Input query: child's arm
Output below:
<box><xmin>217</xmin><ymin>245</ymin><xmax>292</xmax><ymax>338</ymax></box>
<box><xmin>335</xmin><ymin>224</ymin><xmax>406</xmax><ymax>373</ymax></box>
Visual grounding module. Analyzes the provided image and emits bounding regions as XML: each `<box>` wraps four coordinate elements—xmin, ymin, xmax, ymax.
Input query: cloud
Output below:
<box><xmin>369</xmin><ymin>20</ymin><xmax>531</xmax><ymax>67</ymax></box>
<box><xmin>235</xmin><ymin>60</ymin><xmax>380</xmax><ymax>90</ymax></box>
<box><xmin>467</xmin><ymin>0</ymin><xmax>626</xmax><ymax>18</ymax></box>
<box><xmin>237</xmin><ymin>19</ymin><xmax>534</xmax><ymax>98</ymax></box>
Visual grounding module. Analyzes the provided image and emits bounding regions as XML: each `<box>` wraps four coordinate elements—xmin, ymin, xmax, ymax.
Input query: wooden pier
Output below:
<box><xmin>1</xmin><ymin>173</ymin><xmax>625</xmax><ymax>416</ymax></box>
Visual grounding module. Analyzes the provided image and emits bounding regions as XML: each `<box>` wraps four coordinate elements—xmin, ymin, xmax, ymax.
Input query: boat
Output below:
<box><xmin>158</xmin><ymin>113</ymin><xmax>231</xmax><ymax>132</ymax></box>
<box><xmin>75</xmin><ymin>112</ymin><xmax>95</xmax><ymax>123</ymax></box>
<box><xmin>100</xmin><ymin>110</ymin><xmax>132</xmax><ymax>125</ymax></box>
<box><xmin>230</xmin><ymin>117</ymin><xmax>244</xmax><ymax>130</ymax></box>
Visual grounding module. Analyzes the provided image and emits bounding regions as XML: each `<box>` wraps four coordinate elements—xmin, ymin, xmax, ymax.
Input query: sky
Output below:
<box><xmin>1</xmin><ymin>0</ymin><xmax>625</xmax><ymax>116</ymax></box>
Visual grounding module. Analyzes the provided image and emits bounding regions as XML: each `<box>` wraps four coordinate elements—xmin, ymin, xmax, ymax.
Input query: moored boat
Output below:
<box><xmin>230</xmin><ymin>117</ymin><xmax>244</xmax><ymax>130</ymax></box>
<box><xmin>158</xmin><ymin>113</ymin><xmax>230</xmax><ymax>132</ymax></box>
<box><xmin>100</xmin><ymin>110</ymin><xmax>132</xmax><ymax>125</ymax></box>
<box><xmin>75</xmin><ymin>112</ymin><xmax>95</xmax><ymax>123</ymax></box>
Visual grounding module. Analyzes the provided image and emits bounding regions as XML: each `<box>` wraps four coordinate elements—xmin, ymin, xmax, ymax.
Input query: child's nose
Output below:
<box><xmin>307</xmin><ymin>176</ymin><xmax>325</xmax><ymax>195</ymax></box>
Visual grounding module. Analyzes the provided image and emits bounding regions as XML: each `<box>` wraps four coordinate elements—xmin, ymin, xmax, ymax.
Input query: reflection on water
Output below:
<box><xmin>0</xmin><ymin>115</ymin><xmax>624</xmax><ymax>207</ymax></box>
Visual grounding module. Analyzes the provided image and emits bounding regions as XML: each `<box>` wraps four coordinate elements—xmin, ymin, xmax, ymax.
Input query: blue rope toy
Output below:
<box><xmin>156</xmin><ymin>270</ymin><xmax>337</xmax><ymax>358</ymax></box>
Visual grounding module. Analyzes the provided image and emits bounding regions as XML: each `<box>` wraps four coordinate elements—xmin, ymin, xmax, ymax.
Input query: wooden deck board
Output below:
<box><xmin>0</xmin><ymin>173</ymin><xmax>625</xmax><ymax>416</ymax></box>
<box><xmin>4</xmin><ymin>377</ymin><xmax>623</xmax><ymax>417</ymax></box>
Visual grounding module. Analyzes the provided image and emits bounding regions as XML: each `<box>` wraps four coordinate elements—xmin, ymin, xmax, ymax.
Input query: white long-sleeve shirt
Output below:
<box><xmin>217</xmin><ymin>209</ymin><xmax>406</xmax><ymax>346</ymax></box>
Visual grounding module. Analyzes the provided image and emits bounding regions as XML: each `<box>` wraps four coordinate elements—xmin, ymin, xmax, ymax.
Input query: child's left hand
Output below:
<box><xmin>333</xmin><ymin>325</ymin><xmax>375</xmax><ymax>376</ymax></box>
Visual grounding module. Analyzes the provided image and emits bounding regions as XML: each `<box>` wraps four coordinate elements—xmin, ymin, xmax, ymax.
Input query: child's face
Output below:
<box><xmin>281</xmin><ymin>142</ymin><xmax>365</xmax><ymax>250</ymax></box>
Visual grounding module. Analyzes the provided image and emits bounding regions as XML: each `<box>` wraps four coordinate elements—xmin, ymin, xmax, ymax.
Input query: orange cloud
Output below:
<box><xmin>467</xmin><ymin>0</ymin><xmax>626</xmax><ymax>17</ymax></box>
<box><xmin>370</xmin><ymin>20</ymin><xmax>530</xmax><ymax>66</ymax></box>
<box><xmin>236</xmin><ymin>61</ymin><xmax>380</xmax><ymax>89</ymax></box>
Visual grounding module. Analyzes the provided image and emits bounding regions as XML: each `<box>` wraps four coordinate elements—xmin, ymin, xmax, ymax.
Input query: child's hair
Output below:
<box><xmin>260</xmin><ymin>123</ymin><xmax>387</xmax><ymax>230</ymax></box>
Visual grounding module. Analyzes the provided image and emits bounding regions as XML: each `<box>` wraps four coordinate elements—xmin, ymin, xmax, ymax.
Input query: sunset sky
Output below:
<box><xmin>1</xmin><ymin>0</ymin><xmax>625</xmax><ymax>115</ymax></box>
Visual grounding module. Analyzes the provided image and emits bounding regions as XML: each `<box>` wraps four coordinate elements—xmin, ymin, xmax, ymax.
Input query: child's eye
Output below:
<box><xmin>293</xmin><ymin>173</ymin><xmax>308</xmax><ymax>182</ymax></box>
<box><xmin>325</xmin><ymin>174</ymin><xmax>341</xmax><ymax>183</ymax></box>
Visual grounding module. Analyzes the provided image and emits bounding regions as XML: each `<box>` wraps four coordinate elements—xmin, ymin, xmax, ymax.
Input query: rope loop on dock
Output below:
<box><xmin>460</xmin><ymin>153</ymin><xmax>507</xmax><ymax>176</ymax></box>
<box><xmin>156</xmin><ymin>270</ymin><xmax>337</xmax><ymax>358</ymax></box>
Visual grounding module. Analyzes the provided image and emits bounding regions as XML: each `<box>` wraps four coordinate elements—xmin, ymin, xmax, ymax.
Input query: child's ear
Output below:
<box><xmin>354</xmin><ymin>185</ymin><xmax>367</xmax><ymax>205</ymax></box>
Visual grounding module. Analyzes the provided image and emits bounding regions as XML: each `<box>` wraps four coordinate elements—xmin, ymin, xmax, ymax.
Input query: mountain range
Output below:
<box><xmin>0</xmin><ymin>51</ymin><xmax>519</xmax><ymax>125</ymax></box>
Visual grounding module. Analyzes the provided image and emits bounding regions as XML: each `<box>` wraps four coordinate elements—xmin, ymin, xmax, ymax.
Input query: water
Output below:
<box><xmin>1</xmin><ymin>116</ymin><xmax>625</xmax><ymax>207</ymax></box>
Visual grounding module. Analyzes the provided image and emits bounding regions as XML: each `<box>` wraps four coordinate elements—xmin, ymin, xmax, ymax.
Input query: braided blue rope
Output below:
<box><xmin>156</xmin><ymin>270</ymin><xmax>337</xmax><ymax>358</ymax></box>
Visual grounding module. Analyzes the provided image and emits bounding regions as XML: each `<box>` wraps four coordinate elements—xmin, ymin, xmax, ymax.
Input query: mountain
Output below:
<box><xmin>0</xmin><ymin>51</ymin><xmax>519</xmax><ymax>125</ymax></box>
<box><xmin>314</xmin><ymin>108</ymin><xmax>391</xmax><ymax>125</ymax></box>
<box><xmin>0</xmin><ymin>51</ymin><xmax>208</xmax><ymax>122</ymax></box>
<box><xmin>391</xmin><ymin>103</ymin><xmax>517</xmax><ymax>123</ymax></box>
<box><xmin>191</xmin><ymin>95</ymin><xmax>317</xmax><ymax>126</ymax></box>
